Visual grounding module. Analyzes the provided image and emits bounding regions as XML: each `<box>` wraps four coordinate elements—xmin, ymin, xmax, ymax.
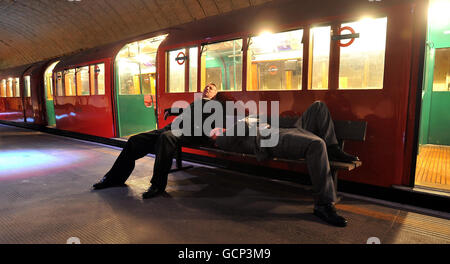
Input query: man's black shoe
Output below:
<box><xmin>327</xmin><ymin>145</ymin><xmax>359</xmax><ymax>163</ymax></box>
<box><xmin>314</xmin><ymin>204</ymin><xmax>348</xmax><ymax>227</ymax></box>
<box><xmin>92</xmin><ymin>178</ymin><xmax>126</xmax><ymax>190</ymax></box>
<box><xmin>142</xmin><ymin>185</ymin><xmax>164</xmax><ymax>199</ymax></box>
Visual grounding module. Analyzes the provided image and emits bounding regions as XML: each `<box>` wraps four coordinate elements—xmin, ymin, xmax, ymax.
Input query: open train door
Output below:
<box><xmin>43</xmin><ymin>61</ymin><xmax>59</xmax><ymax>127</ymax></box>
<box><xmin>415</xmin><ymin>0</ymin><xmax>450</xmax><ymax>191</ymax></box>
<box><xmin>114</xmin><ymin>35</ymin><xmax>167</xmax><ymax>138</ymax></box>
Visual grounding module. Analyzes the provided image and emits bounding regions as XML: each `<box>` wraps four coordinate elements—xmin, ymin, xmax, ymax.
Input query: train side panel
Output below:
<box><xmin>156</xmin><ymin>1</ymin><xmax>425</xmax><ymax>188</ymax></box>
<box><xmin>53</xmin><ymin>59</ymin><xmax>115</xmax><ymax>138</ymax></box>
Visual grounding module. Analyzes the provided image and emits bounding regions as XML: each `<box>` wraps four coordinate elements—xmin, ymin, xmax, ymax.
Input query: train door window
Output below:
<box><xmin>24</xmin><ymin>76</ymin><xmax>31</xmax><ymax>97</ymax></box>
<box><xmin>189</xmin><ymin>47</ymin><xmax>198</xmax><ymax>92</ymax></box>
<box><xmin>90</xmin><ymin>64</ymin><xmax>105</xmax><ymax>95</ymax></box>
<box><xmin>309</xmin><ymin>26</ymin><xmax>331</xmax><ymax>90</ymax></box>
<box><xmin>140</xmin><ymin>61</ymin><xmax>154</xmax><ymax>96</ymax></box>
<box><xmin>247</xmin><ymin>30</ymin><xmax>303</xmax><ymax>91</ymax></box>
<box><xmin>432</xmin><ymin>48</ymin><xmax>450</xmax><ymax>91</ymax></box>
<box><xmin>56</xmin><ymin>72</ymin><xmax>63</xmax><ymax>96</ymax></box>
<box><xmin>90</xmin><ymin>64</ymin><xmax>106</xmax><ymax>95</ymax></box>
<box><xmin>64</xmin><ymin>69</ymin><xmax>76</xmax><ymax>96</ymax></box>
<box><xmin>139</xmin><ymin>37</ymin><xmax>164</xmax><ymax>95</ymax></box>
<box><xmin>201</xmin><ymin>39</ymin><xmax>243</xmax><ymax>91</ymax></box>
<box><xmin>117</xmin><ymin>58</ymin><xmax>140</xmax><ymax>95</ymax></box>
<box><xmin>7</xmin><ymin>78</ymin><xmax>13</xmax><ymax>97</ymax></box>
<box><xmin>15</xmin><ymin>78</ymin><xmax>21</xmax><ymax>97</ymax></box>
<box><xmin>167</xmin><ymin>47</ymin><xmax>198</xmax><ymax>93</ymax></box>
<box><xmin>167</xmin><ymin>49</ymin><xmax>186</xmax><ymax>93</ymax></box>
<box><xmin>76</xmin><ymin>66</ymin><xmax>90</xmax><ymax>96</ymax></box>
<box><xmin>97</xmin><ymin>64</ymin><xmax>105</xmax><ymax>95</ymax></box>
<box><xmin>13</xmin><ymin>78</ymin><xmax>20</xmax><ymax>97</ymax></box>
<box><xmin>0</xmin><ymin>79</ymin><xmax>5</xmax><ymax>97</ymax></box>
<box><xmin>338</xmin><ymin>17</ymin><xmax>387</xmax><ymax>90</ymax></box>
<box><xmin>139</xmin><ymin>50</ymin><xmax>156</xmax><ymax>96</ymax></box>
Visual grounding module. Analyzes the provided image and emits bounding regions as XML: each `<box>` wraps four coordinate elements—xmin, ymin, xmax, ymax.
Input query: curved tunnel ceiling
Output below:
<box><xmin>0</xmin><ymin>0</ymin><xmax>273</xmax><ymax>70</ymax></box>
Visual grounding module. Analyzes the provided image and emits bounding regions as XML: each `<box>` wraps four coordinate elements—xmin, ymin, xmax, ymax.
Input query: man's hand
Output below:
<box><xmin>164</xmin><ymin>110</ymin><xmax>170</xmax><ymax>120</ymax></box>
<box><xmin>209</xmin><ymin>127</ymin><xmax>226</xmax><ymax>141</ymax></box>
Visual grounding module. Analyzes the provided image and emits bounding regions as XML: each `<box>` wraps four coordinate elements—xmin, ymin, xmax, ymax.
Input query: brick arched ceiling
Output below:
<box><xmin>0</xmin><ymin>0</ymin><xmax>273</xmax><ymax>70</ymax></box>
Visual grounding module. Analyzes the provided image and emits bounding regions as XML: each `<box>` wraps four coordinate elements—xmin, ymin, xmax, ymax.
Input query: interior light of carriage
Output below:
<box><xmin>428</xmin><ymin>0</ymin><xmax>450</xmax><ymax>27</ymax></box>
<box><xmin>136</xmin><ymin>54</ymin><xmax>152</xmax><ymax>64</ymax></box>
<box><xmin>258</xmin><ymin>30</ymin><xmax>273</xmax><ymax>37</ymax></box>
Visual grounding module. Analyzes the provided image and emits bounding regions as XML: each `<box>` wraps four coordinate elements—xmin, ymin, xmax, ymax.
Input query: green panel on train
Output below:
<box><xmin>419</xmin><ymin>0</ymin><xmax>450</xmax><ymax>146</ymax></box>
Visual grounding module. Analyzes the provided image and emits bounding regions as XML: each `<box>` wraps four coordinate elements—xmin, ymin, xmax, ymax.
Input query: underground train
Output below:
<box><xmin>0</xmin><ymin>0</ymin><xmax>443</xmax><ymax>192</ymax></box>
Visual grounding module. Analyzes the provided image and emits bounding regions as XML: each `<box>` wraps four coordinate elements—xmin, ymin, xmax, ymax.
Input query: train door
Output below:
<box><xmin>114</xmin><ymin>35</ymin><xmax>167</xmax><ymax>138</ymax></box>
<box><xmin>23</xmin><ymin>75</ymin><xmax>33</xmax><ymax>122</ymax></box>
<box><xmin>415</xmin><ymin>0</ymin><xmax>450</xmax><ymax>191</ymax></box>
<box><xmin>44</xmin><ymin>61</ymin><xmax>59</xmax><ymax>126</ymax></box>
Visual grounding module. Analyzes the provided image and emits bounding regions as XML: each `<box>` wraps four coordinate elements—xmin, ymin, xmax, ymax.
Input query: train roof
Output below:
<box><xmin>52</xmin><ymin>30</ymin><xmax>167</xmax><ymax>72</ymax></box>
<box><xmin>0</xmin><ymin>64</ymin><xmax>32</xmax><ymax>79</ymax></box>
<box><xmin>53</xmin><ymin>41</ymin><xmax>124</xmax><ymax>72</ymax></box>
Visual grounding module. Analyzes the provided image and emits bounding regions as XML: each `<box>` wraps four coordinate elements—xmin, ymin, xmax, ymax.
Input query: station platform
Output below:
<box><xmin>0</xmin><ymin>123</ymin><xmax>449</xmax><ymax>244</ymax></box>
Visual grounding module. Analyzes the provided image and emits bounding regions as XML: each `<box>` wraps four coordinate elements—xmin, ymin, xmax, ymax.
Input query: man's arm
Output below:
<box><xmin>164</xmin><ymin>107</ymin><xmax>184</xmax><ymax>120</ymax></box>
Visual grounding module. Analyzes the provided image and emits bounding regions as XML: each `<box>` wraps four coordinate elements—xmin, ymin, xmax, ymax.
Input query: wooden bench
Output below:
<box><xmin>165</xmin><ymin>108</ymin><xmax>367</xmax><ymax>191</ymax></box>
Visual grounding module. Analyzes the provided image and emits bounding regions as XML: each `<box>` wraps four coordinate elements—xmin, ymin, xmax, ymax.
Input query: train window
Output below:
<box><xmin>1</xmin><ymin>79</ymin><xmax>6</xmax><ymax>97</ymax></box>
<box><xmin>432</xmin><ymin>48</ymin><xmax>450</xmax><ymax>91</ymax></box>
<box><xmin>247</xmin><ymin>30</ymin><xmax>303</xmax><ymax>91</ymax></box>
<box><xmin>90</xmin><ymin>64</ymin><xmax>105</xmax><ymax>95</ymax></box>
<box><xmin>76</xmin><ymin>66</ymin><xmax>90</xmax><ymax>96</ymax></box>
<box><xmin>309</xmin><ymin>26</ymin><xmax>331</xmax><ymax>90</ymax></box>
<box><xmin>64</xmin><ymin>69</ymin><xmax>76</xmax><ymax>96</ymax></box>
<box><xmin>7</xmin><ymin>78</ymin><xmax>13</xmax><ymax>97</ymax></box>
<box><xmin>338</xmin><ymin>17</ymin><xmax>387</xmax><ymax>90</ymax></box>
<box><xmin>24</xmin><ymin>76</ymin><xmax>31</xmax><ymax>97</ymax></box>
<box><xmin>167</xmin><ymin>48</ymin><xmax>186</xmax><ymax>93</ymax></box>
<box><xmin>201</xmin><ymin>39</ymin><xmax>243</xmax><ymax>91</ymax></box>
<box><xmin>13</xmin><ymin>78</ymin><xmax>20</xmax><ymax>97</ymax></box>
<box><xmin>56</xmin><ymin>72</ymin><xmax>63</xmax><ymax>96</ymax></box>
<box><xmin>1</xmin><ymin>79</ymin><xmax>5</xmax><ymax>97</ymax></box>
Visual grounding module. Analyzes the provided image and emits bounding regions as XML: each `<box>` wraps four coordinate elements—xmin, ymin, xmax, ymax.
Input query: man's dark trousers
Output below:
<box><xmin>271</xmin><ymin>101</ymin><xmax>339</xmax><ymax>205</ymax></box>
<box><xmin>103</xmin><ymin>125</ymin><xmax>209</xmax><ymax>190</ymax></box>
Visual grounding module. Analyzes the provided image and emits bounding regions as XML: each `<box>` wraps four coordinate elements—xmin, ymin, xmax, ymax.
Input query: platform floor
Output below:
<box><xmin>0</xmin><ymin>124</ymin><xmax>449</xmax><ymax>244</ymax></box>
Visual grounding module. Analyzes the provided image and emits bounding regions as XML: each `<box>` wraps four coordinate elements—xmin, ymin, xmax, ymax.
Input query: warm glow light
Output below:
<box><xmin>359</xmin><ymin>16</ymin><xmax>373</xmax><ymax>22</ymax></box>
<box><xmin>311</xmin><ymin>26</ymin><xmax>331</xmax><ymax>56</ymax></box>
<box><xmin>428</xmin><ymin>0</ymin><xmax>450</xmax><ymax>27</ymax></box>
<box><xmin>258</xmin><ymin>30</ymin><xmax>273</xmax><ymax>37</ymax></box>
<box><xmin>136</xmin><ymin>54</ymin><xmax>151</xmax><ymax>64</ymax></box>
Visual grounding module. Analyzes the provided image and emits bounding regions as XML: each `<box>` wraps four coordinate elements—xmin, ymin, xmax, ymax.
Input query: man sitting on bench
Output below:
<box><xmin>210</xmin><ymin>101</ymin><xmax>358</xmax><ymax>227</ymax></box>
<box><xmin>92</xmin><ymin>83</ymin><xmax>220</xmax><ymax>198</ymax></box>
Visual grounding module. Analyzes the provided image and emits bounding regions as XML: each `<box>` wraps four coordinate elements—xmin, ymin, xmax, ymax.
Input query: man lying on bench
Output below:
<box><xmin>93</xmin><ymin>84</ymin><xmax>357</xmax><ymax>227</ymax></box>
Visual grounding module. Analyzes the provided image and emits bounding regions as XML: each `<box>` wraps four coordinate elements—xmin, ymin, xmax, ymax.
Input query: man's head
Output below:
<box><xmin>202</xmin><ymin>83</ymin><xmax>218</xmax><ymax>99</ymax></box>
